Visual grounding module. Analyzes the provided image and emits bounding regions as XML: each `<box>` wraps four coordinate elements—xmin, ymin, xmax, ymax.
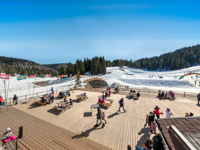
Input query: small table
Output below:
<box><xmin>90</xmin><ymin>104</ymin><xmax>99</xmax><ymax>111</ymax></box>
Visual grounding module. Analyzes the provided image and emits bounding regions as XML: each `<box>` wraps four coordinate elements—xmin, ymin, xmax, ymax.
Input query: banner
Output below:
<box><xmin>0</xmin><ymin>73</ymin><xmax>10</xmax><ymax>80</ymax></box>
<box><xmin>17</xmin><ymin>74</ymin><xmax>27</xmax><ymax>81</ymax></box>
<box><xmin>28</xmin><ymin>74</ymin><xmax>36</xmax><ymax>79</ymax></box>
<box><xmin>45</xmin><ymin>74</ymin><xmax>51</xmax><ymax>77</ymax></box>
<box><xmin>41</xmin><ymin>74</ymin><xmax>45</xmax><ymax>78</ymax></box>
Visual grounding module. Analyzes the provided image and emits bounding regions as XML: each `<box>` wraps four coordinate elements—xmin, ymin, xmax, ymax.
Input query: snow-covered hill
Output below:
<box><xmin>104</xmin><ymin>66</ymin><xmax>200</xmax><ymax>93</ymax></box>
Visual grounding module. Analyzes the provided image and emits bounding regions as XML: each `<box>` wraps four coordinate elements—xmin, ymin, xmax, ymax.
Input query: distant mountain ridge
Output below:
<box><xmin>0</xmin><ymin>56</ymin><xmax>57</xmax><ymax>76</ymax></box>
<box><xmin>43</xmin><ymin>63</ymin><xmax>68</xmax><ymax>71</ymax></box>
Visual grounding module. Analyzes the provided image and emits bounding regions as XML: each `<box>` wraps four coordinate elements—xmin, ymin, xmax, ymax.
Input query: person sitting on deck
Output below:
<box><xmin>164</xmin><ymin>92</ymin><xmax>168</xmax><ymax>98</ymax></box>
<box><xmin>41</xmin><ymin>96</ymin><xmax>47</xmax><ymax>103</ymax></box>
<box><xmin>161</xmin><ymin>91</ymin><xmax>164</xmax><ymax>98</ymax></box>
<box><xmin>1</xmin><ymin>128</ymin><xmax>16</xmax><ymax>143</ymax></box>
<box><xmin>64</xmin><ymin>97</ymin><xmax>68</xmax><ymax>102</ymax></box>
<box><xmin>69</xmin><ymin>98</ymin><xmax>73</xmax><ymax>107</ymax></box>
<box><xmin>83</xmin><ymin>92</ymin><xmax>86</xmax><ymax>96</ymax></box>
<box><xmin>137</xmin><ymin>92</ymin><xmax>140</xmax><ymax>98</ymax></box>
<box><xmin>130</xmin><ymin>89</ymin><xmax>133</xmax><ymax>93</ymax></box>
<box><xmin>158</xmin><ymin>90</ymin><xmax>161</xmax><ymax>98</ymax></box>
<box><xmin>171</xmin><ymin>91</ymin><xmax>175</xmax><ymax>99</ymax></box>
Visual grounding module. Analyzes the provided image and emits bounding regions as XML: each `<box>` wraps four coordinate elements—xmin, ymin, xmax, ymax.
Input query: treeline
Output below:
<box><xmin>0</xmin><ymin>56</ymin><xmax>57</xmax><ymax>76</ymax></box>
<box><xmin>106</xmin><ymin>45</ymin><xmax>200</xmax><ymax>71</ymax></box>
<box><xmin>59</xmin><ymin>57</ymin><xmax>106</xmax><ymax>75</ymax></box>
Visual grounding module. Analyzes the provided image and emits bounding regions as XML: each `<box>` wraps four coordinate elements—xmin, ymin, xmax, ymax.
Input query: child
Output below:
<box><xmin>150</xmin><ymin>121</ymin><xmax>156</xmax><ymax>134</ymax></box>
<box><xmin>1</xmin><ymin>128</ymin><xmax>16</xmax><ymax>143</ymax></box>
<box><xmin>166</xmin><ymin>108</ymin><xmax>173</xmax><ymax>119</ymax></box>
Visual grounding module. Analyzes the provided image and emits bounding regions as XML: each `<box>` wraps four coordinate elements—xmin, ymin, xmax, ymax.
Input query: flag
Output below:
<box><xmin>45</xmin><ymin>74</ymin><xmax>51</xmax><ymax>77</ymax></box>
<box><xmin>62</xmin><ymin>74</ymin><xmax>68</xmax><ymax>78</ymax></box>
<box><xmin>69</xmin><ymin>74</ymin><xmax>72</xmax><ymax>77</ymax></box>
<box><xmin>57</xmin><ymin>74</ymin><xmax>63</xmax><ymax>79</ymax></box>
<box><xmin>28</xmin><ymin>74</ymin><xmax>36</xmax><ymax>79</ymax></box>
<box><xmin>41</xmin><ymin>74</ymin><xmax>45</xmax><ymax>78</ymax></box>
<box><xmin>0</xmin><ymin>73</ymin><xmax>10</xmax><ymax>80</ymax></box>
<box><xmin>17</xmin><ymin>74</ymin><xmax>27</xmax><ymax>81</ymax></box>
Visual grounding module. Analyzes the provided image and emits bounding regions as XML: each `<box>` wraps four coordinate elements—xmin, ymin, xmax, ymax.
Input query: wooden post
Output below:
<box><xmin>149</xmin><ymin>89</ymin><xmax>150</xmax><ymax>93</ymax></box>
<box><xmin>25</xmin><ymin>95</ymin><xmax>27</xmax><ymax>101</ymax></box>
<box><xmin>184</xmin><ymin>92</ymin><xmax>185</xmax><ymax>98</ymax></box>
<box><xmin>37</xmin><ymin>93</ymin><xmax>38</xmax><ymax>98</ymax></box>
<box><xmin>9</xmin><ymin>98</ymin><xmax>11</xmax><ymax>105</ymax></box>
<box><xmin>139</xmin><ymin>89</ymin><xmax>140</xmax><ymax>92</ymax></box>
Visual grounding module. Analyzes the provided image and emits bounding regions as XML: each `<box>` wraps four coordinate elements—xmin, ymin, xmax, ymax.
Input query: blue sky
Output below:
<box><xmin>0</xmin><ymin>0</ymin><xmax>200</xmax><ymax>64</ymax></box>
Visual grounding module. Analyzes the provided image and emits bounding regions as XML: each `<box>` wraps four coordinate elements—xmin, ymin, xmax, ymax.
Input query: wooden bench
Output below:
<box><xmin>77</xmin><ymin>95</ymin><xmax>88</xmax><ymax>101</ymax></box>
<box><xmin>35</xmin><ymin>101</ymin><xmax>45</xmax><ymax>106</ymax></box>
<box><xmin>4</xmin><ymin>140</ymin><xmax>17</xmax><ymax>150</ymax></box>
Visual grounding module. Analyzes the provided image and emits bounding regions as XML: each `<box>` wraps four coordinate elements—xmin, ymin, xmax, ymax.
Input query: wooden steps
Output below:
<box><xmin>0</xmin><ymin>107</ymin><xmax>110</xmax><ymax>150</ymax></box>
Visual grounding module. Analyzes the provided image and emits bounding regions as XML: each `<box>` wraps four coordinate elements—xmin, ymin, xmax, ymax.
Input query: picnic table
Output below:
<box><xmin>54</xmin><ymin>101</ymin><xmax>71</xmax><ymax>114</ymax></box>
<box><xmin>128</xmin><ymin>92</ymin><xmax>139</xmax><ymax>100</ymax></box>
<box><xmin>90</xmin><ymin>104</ymin><xmax>99</xmax><ymax>111</ymax></box>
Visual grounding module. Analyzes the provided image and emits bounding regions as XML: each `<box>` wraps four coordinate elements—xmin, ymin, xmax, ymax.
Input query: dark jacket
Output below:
<box><xmin>153</xmin><ymin>135</ymin><xmax>165</xmax><ymax>150</ymax></box>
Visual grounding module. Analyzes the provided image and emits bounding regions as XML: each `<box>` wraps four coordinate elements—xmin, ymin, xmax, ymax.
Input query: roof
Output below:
<box><xmin>156</xmin><ymin>117</ymin><xmax>200</xmax><ymax>150</ymax></box>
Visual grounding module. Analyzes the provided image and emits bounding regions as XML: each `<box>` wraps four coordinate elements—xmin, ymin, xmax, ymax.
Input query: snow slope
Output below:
<box><xmin>104</xmin><ymin>66</ymin><xmax>200</xmax><ymax>93</ymax></box>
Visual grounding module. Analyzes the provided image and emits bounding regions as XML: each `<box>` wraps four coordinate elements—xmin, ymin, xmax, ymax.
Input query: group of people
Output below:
<box><xmin>102</xmin><ymin>88</ymin><xmax>111</xmax><ymax>98</ymax></box>
<box><xmin>157</xmin><ymin>90</ymin><xmax>175</xmax><ymax>100</ymax></box>
<box><xmin>129</xmin><ymin>90</ymin><xmax>140</xmax><ymax>98</ymax></box>
<box><xmin>135</xmin><ymin>133</ymin><xmax>165</xmax><ymax>150</ymax></box>
<box><xmin>98</xmin><ymin>96</ymin><xmax>105</xmax><ymax>105</ymax></box>
<box><xmin>0</xmin><ymin>95</ymin><xmax>18</xmax><ymax>105</ymax></box>
<box><xmin>64</xmin><ymin>97</ymin><xmax>73</xmax><ymax>107</ymax></box>
<box><xmin>144</xmin><ymin>106</ymin><xmax>173</xmax><ymax>135</ymax></box>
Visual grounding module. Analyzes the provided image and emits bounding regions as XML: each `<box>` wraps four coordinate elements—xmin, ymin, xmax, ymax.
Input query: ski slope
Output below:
<box><xmin>104</xmin><ymin>66</ymin><xmax>200</xmax><ymax>93</ymax></box>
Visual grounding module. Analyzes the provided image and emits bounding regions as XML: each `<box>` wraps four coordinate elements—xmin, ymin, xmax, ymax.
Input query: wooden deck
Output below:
<box><xmin>12</xmin><ymin>90</ymin><xmax>200</xmax><ymax>150</ymax></box>
<box><xmin>0</xmin><ymin>106</ymin><xmax>110</xmax><ymax>150</ymax></box>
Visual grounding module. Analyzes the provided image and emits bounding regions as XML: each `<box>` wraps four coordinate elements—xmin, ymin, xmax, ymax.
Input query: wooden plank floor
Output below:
<box><xmin>13</xmin><ymin>90</ymin><xmax>200</xmax><ymax>150</ymax></box>
<box><xmin>0</xmin><ymin>107</ymin><xmax>110</xmax><ymax>150</ymax></box>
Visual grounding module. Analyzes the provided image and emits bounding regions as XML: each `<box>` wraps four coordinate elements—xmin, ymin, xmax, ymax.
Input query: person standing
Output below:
<box><xmin>197</xmin><ymin>93</ymin><xmax>200</xmax><ymax>105</ymax></box>
<box><xmin>95</xmin><ymin>107</ymin><xmax>105</xmax><ymax>128</ymax></box>
<box><xmin>153</xmin><ymin>133</ymin><xmax>165</xmax><ymax>150</ymax></box>
<box><xmin>0</xmin><ymin>96</ymin><xmax>3</xmax><ymax>105</ymax></box>
<box><xmin>154</xmin><ymin>106</ymin><xmax>163</xmax><ymax>119</ymax></box>
<box><xmin>13</xmin><ymin>95</ymin><xmax>18</xmax><ymax>105</ymax></box>
<box><xmin>118</xmin><ymin>98</ymin><xmax>126</xmax><ymax>112</ymax></box>
<box><xmin>51</xmin><ymin>87</ymin><xmax>54</xmax><ymax>94</ymax></box>
<box><xmin>166</xmin><ymin>108</ymin><xmax>173</xmax><ymax>119</ymax></box>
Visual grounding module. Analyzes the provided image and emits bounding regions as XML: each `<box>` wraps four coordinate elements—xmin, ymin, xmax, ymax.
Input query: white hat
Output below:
<box><xmin>6</xmin><ymin>128</ymin><xmax>11</xmax><ymax>132</ymax></box>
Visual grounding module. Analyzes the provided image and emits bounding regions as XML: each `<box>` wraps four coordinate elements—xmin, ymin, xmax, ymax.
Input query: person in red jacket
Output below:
<box><xmin>154</xmin><ymin>106</ymin><xmax>163</xmax><ymax>119</ymax></box>
<box><xmin>0</xmin><ymin>96</ymin><xmax>3</xmax><ymax>105</ymax></box>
